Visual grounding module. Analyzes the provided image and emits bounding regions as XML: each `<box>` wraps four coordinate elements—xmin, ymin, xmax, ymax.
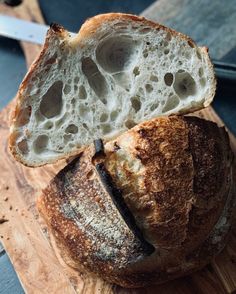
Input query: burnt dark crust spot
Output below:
<box><xmin>95</xmin><ymin>162</ymin><xmax>155</xmax><ymax>255</ymax></box>
<box><xmin>50</xmin><ymin>23</ymin><xmax>65</xmax><ymax>34</ymax></box>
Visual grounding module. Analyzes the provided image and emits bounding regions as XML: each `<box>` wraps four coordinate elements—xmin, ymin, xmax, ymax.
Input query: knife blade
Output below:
<box><xmin>0</xmin><ymin>14</ymin><xmax>75</xmax><ymax>44</ymax></box>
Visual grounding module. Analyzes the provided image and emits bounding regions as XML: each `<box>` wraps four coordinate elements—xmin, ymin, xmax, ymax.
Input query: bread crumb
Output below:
<box><xmin>9</xmin><ymin>205</ymin><xmax>13</xmax><ymax>210</ymax></box>
<box><xmin>5</xmin><ymin>186</ymin><xmax>9</xmax><ymax>190</ymax></box>
<box><xmin>6</xmin><ymin>237</ymin><xmax>10</xmax><ymax>240</ymax></box>
<box><xmin>4</xmin><ymin>197</ymin><xmax>8</xmax><ymax>201</ymax></box>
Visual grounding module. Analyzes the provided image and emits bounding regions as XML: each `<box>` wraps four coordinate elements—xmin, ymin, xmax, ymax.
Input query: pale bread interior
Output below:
<box><xmin>10</xmin><ymin>14</ymin><xmax>216</xmax><ymax>166</ymax></box>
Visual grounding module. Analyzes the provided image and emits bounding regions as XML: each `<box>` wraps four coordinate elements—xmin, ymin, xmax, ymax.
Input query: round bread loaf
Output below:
<box><xmin>37</xmin><ymin>116</ymin><xmax>235</xmax><ymax>288</ymax></box>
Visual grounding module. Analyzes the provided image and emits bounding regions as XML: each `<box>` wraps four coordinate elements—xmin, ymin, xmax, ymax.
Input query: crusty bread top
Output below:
<box><xmin>37</xmin><ymin>116</ymin><xmax>235</xmax><ymax>287</ymax></box>
<box><xmin>9</xmin><ymin>13</ymin><xmax>216</xmax><ymax>167</ymax></box>
<box><xmin>104</xmin><ymin>116</ymin><xmax>233</xmax><ymax>250</ymax></box>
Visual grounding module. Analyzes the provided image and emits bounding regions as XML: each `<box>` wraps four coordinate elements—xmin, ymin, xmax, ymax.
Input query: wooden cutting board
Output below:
<box><xmin>0</xmin><ymin>1</ymin><xmax>236</xmax><ymax>293</ymax></box>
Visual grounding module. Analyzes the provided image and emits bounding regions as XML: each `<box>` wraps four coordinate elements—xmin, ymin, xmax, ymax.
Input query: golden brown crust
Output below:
<box><xmin>37</xmin><ymin>152</ymin><xmax>152</xmax><ymax>287</ymax></box>
<box><xmin>183</xmin><ymin>116</ymin><xmax>233</xmax><ymax>252</ymax></box>
<box><xmin>37</xmin><ymin>116</ymin><xmax>235</xmax><ymax>288</ymax></box>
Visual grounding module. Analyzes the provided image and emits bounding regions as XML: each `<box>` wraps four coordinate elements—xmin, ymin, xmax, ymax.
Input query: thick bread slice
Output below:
<box><xmin>9</xmin><ymin>13</ymin><xmax>216</xmax><ymax>167</ymax></box>
<box><xmin>37</xmin><ymin>116</ymin><xmax>235</xmax><ymax>288</ymax></box>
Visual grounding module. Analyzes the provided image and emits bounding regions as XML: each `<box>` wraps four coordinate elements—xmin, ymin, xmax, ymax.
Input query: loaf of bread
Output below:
<box><xmin>37</xmin><ymin>116</ymin><xmax>235</xmax><ymax>288</ymax></box>
<box><xmin>9</xmin><ymin>13</ymin><xmax>216</xmax><ymax>167</ymax></box>
<box><xmin>8</xmin><ymin>12</ymin><xmax>235</xmax><ymax>288</ymax></box>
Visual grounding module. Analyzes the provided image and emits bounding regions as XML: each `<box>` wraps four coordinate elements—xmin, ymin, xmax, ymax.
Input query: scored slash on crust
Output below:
<box><xmin>93</xmin><ymin>139</ymin><xmax>155</xmax><ymax>255</ymax></box>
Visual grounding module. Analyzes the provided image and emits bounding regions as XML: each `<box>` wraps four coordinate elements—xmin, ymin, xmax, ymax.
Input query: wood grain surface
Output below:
<box><xmin>0</xmin><ymin>0</ymin><xmax>236</xmax><ymax>293</ymax></box>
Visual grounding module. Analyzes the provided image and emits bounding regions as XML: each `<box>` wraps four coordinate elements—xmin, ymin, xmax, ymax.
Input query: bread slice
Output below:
<box><xmin>37</xmin><ymin>116</ymin><xmax>235</xmax><ymax>287</ymax></box>
<box><xmin>9</xmin><ymin>13</ymin><xmax>216</xmax><ymax>167</ymax></box>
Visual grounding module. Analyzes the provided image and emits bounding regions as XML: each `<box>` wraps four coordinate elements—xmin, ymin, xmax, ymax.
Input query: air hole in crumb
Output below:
<box><xmin>145</xmin><ymin>84</ymin><xmax>153</xmax><ymax>93</ymax></box>
<box><xmin>96</xmin><ymin>35</ymin><xmax>140</xmax><ymax>73</ymax></box>
<box><xmin>173</xmin><ymin>71</ymin><xmax>196</xmax><ymax>99</ymax></box>
<box><xmin>164</xmin><ymin>73</ymin><xmax>174</xmax><ymax>86</ymax></box>
<box><xmin>40</xmin><ymin>81</ymin><xmax>63</xmax><ymax>118</ymax></box>
<box><xmin>110</xmin><ymin>111</ymin><xmax>118</xmax><ymax>121</ymax></box>
<box><xmin>146</xmin><ymin>42</ymin><xmax>150</xmax><ymax>45</ymax></box>
<box><xmin>131</xmin><ymin>96</ymin><xmax>141</xmax><ymax>112</ymax></box>
<box><xmin>81</xmin><ymin>57</ymin><xmax>107</xmax><ymax>102</ymax></box>
<box><xmin>143</xmin><ymin>50</ymin><xmax>148</xmax><ymax>58</ymax></box>
<box><xmin>16</xmin><ymin>106</ymin><xmax>31</xmax><ymax>127</ymax></box>
<box><xmin>133</xmin><ymin>66</ymin><xmax>140</xmax><ymax>76</ymax></box>
<box><xmin>200</xmin><ymin>78</ymin><xmax>206</xmax><ymax>87</ymax></box>
<box><xmin>74</xmin><ymin>76</ymin><xmax>80</xmax><ymax>83</ymax></box>
<box><xmin>17</xmin><ymin>139</ymin><xmax>28</xmax><ymax>155</ymax></box>
<box><xmin>82</xmin><ymin>123</ymin><xmax>89</xmax><ymax>130</ymax></box>
<box><xmin>71</xmin><ymin>98</ymin><xmax>76</xmax><ymax>106</ymax></box>
<box><xmin>196</xmin><ymin>50</ymin><xmax>202</xmax><ymax>60</ymax></box>
<box><xmin>43</xmin><ymin>121</ymin><xmax>53</xmax><ymax>130</ymax></box>
<box><xmin>150</xmin><ymin>75</ymin><xmax>158</xmax><ymax>82</ymax></box>
<box><xmin>150</xmin><ymin>102</ymin><xmax>159</xmax><ymax>111</ymax></box>
<box><xmin>63</xmin><ymin>84</ymin><xmax>71</xmax><ymax>95</ymax></box>
<box><xmin>65</xmin><ymin>124</ymin><xmax>78</xmax><ymax>134</ymax></box>
<box><xmin>79</xmin><ymin>85</ymin><xmax>87</xmax><ymax>99</ymax></box>
<box><xmin>101</xmin><ymin>124</ymin><xmax>111</xmax><ymax>134</ymax></box>
<box><xmin>44</xmin><ymin>53</ymin><xmax>57</xmax><ymax>66</ymax></box>
<box><xmin>33</xmin><ymin>135</ymin><xmax>48</xmax><ymax>154</ymax></box>
<box><xmin>162</xmin><ymin>95</ymin><xmax>180</xmax><ymax>112</ymax></box>
<box><xmin>125</xmin><ymin>119</ymin><xmax>136</xmax><ymax>129</ymax></box>
<box><xmin>164</xmin><ymin>49</ymin><xmax>170</xmax><ymax>55</ymax></box>
<box><xmin>198</xmin><ymin>67</ymin><xmax>204</xmax><ymax>77</ymax></box>
<box><xmin>178</xmin><ymin>61</ymin><xmax>183</xmax><ymax>66</ymax></box>
<box><xmin>100</xmin><ymin>113</ymin><xmax>108</xmax><ymax>122</ymax></box>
